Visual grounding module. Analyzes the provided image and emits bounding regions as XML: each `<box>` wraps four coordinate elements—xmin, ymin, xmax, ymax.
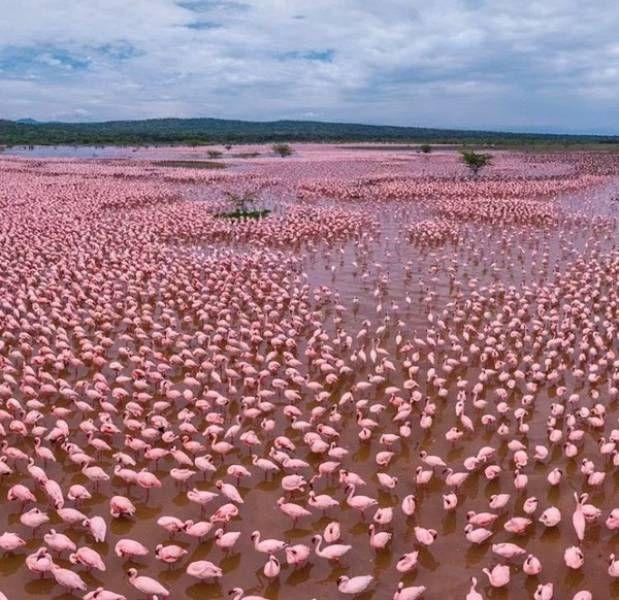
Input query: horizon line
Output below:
<box><xmin>5</xmin><ymin>116</ymin><xmax>619</xmax><ymax>139</ymax></box>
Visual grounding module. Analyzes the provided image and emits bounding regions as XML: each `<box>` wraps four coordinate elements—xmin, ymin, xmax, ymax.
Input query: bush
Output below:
<box><xmin>207</xmin><ymin>150</ymin><xmax>223</xmax><ymax>159</ymax></box>
<box><xmin>217</xmin><ymin>208</ymin><xmax>270</xmax><ymax>220</ymax></box>
<box><xmin>460</xmin><ymin>150</ymin><xmax>492</xmax><ymax>176</ymax></box>
<box><xmin>272</xmin><ymin>143</ymin><xmax>293</xmax><ymax>157</ymax></box>
<box><xmin>224</xmin><ymin>190</ymin><xmax>257</xmax><ymax>213</ymax></box>
<box><xmin>420</xmin><ymin>144</ymin><xmax>432</xmax><ymax>154</ymax></box>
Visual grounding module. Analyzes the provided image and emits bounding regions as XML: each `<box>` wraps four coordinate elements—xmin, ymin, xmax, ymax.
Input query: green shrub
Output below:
<box><xmin>460</xmin><ymin>150</ymin><xmax>492</xmax><ymax>176</ymax></box>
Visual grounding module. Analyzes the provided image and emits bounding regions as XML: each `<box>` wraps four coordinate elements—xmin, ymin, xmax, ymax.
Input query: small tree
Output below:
<box><xmin>207</xmin><ymin>150</ymin><xmax>223</xmax><ymax>159</ymax></box>
<box><xmin>272</xmin><ymin>143</ymin><xmax>293</xmax><ymax>157</ymax></box>
<box><xmin>460</xmin><ymin>150</ymin><xmax>492</xmax><ymax>177</ymax></box>
<box><xmin>420</xmin><ymin>144</ymin><xmax>432</xmax><ymax>154</ymax></box>
<box><xmin>224</xmin><ymin>190</ymin><xmax>257</xmax><ymax>213</ymax></box>
<box><xmin>224</xmin><ymin>144</ymin><xmax>233</xmax><ymax>151</ymax></box>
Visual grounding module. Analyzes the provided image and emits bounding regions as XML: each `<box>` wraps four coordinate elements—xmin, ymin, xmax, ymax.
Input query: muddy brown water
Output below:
<box><xmin>0</xmin><ymin>172</ymin><xmax>617</xmax><ymax>600</ymax></box>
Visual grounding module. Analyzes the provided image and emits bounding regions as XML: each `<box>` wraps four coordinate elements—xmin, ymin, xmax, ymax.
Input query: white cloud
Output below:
<box><xmin>1</xmin><ymin>0</ymin><xmax>618</xmax><ymax>132</ymax></box>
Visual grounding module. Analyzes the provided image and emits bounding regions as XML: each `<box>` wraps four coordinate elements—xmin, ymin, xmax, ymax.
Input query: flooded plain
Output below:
<box><xmin>0</xmin><ymin>145</ymin><xmax>617</xmax><ymax>599</ymax></box>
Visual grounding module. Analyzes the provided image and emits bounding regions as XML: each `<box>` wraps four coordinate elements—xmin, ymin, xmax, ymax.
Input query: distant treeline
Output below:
<box><xmin>1</xmin><ymin>117</ymin><xmax>618</xmax><ymax>147</ymax></box>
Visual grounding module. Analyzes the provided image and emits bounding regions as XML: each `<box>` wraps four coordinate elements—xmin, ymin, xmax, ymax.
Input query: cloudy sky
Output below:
<box><xmin>1</xmin><ymin>0</ymin><xmax>618</xmax><ymax>133</ymax></box>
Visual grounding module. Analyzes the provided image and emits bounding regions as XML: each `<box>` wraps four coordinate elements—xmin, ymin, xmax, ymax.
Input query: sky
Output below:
<box><xmin>1</xmin><ymin>0</ymin><xmax>619</xmax><ymax>133</ymax></box>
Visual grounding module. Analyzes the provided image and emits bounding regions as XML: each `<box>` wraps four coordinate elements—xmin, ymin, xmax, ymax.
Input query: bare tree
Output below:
<box><xmin>272</xmin><ymin>143</ymin><xmax>293</xmax><ymax>157</ymax></box>
<box><xmin>224</xmin><ymin>190</ymin><xmax>257</xmax><ymax>213</ymax></box>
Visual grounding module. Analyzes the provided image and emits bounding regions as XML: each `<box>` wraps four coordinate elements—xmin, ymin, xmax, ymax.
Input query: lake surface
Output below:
<box><xmin>0</xmin><ymin>148</ymin><xmax>617</xmax><ymax>600</ymax></box>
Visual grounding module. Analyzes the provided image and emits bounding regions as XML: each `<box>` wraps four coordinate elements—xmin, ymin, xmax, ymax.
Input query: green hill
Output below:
<box><xmin>1</xmin><ymin>117</ymin><xmax>618</xmax><ymax>146</ymax></box>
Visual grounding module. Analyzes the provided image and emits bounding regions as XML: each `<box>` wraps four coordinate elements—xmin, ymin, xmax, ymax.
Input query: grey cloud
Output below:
<box><xmin>0</xmin><ymin>0</ymin><xmax>618</xmax><ymax>133</ymax></box>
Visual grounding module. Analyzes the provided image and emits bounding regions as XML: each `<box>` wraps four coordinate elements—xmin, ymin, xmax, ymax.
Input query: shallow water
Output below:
<box><xmin>1</xmin><ymin>145</ymin><xmax>139</xmax><ymax>159</ymax></box>
<box><xmin>0</xmin><ymin>150</ymin><xmax>617</xmax><ymax>600</ymax></box>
